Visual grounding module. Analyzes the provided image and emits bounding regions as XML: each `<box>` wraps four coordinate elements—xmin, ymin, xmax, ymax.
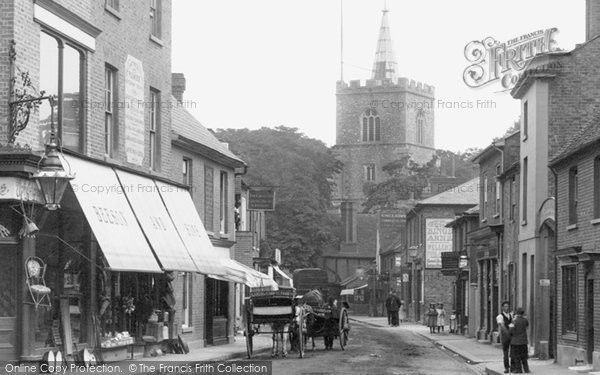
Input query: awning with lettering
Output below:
<box><xmin>62</xmin><ymin>155</ymin><xmax>161</xmax><ymax>273</ymax></box>
<box><xmin>155</xmin><ymin>181</ymin><xmax>226</xmax><ymax>276</ymax></box>
<box><xmin>114</xmin><ymin>170</ymin><xmax>199</xmax><ymax>272</ymax></box>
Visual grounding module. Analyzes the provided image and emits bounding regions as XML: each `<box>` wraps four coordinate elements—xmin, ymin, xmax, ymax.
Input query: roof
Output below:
<box><xmin>550</xmin><ymin>110</ymin><xmax>600</xmax><ymax>166</ymax></box>
<box><xmin>416</xmin><ymin>178</ymin><xmax>480</xmax><ymax>207</ymax></box>
<box><xmin>171</xmin><ymin>97</ymin><xmax>245</xmax><ymax>165</ymax></box>
<box><xmin>371</xmin><ymin>7</ymin><xmax>397</xmax><ymax>80</ymax></box>
<box><xmin>445</xmin><ymin>204</ymin><xmax>479</xmax><ymax>228</ymax></box>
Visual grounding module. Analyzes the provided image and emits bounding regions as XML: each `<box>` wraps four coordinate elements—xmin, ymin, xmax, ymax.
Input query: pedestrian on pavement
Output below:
<box><xmin>436</xmin><ymin>303</ymin><xmax>446</xmax><ymax>333</ymax></box>
<box><xmin>449</xmin><ymin>310</ymin><xmax>458</xmax><ymax>334</ymax></box>
<box><xmin>509</xmin><ymin>307</ymin><xmax>530</xmax><ymax>373</ymax></box>
<box><xmin>385</xmin><ymin>292</ymin><xmax>393</xmax><ymax>326</ymax></box>
<box><xmin>386</xmin><ymin>291</ymin><xmax>401</xmax><ymax>326</ymax></box>
<box><xmin>496</xmin><ymin>301</ymin><xmax>514</xmax><ymax>373</ymax></box>
<box><xmin>426</xmin><ymin>304</ymin><xmax>438</xmax><ymax>333</ymax></box>
<box><xmin>399</xmin><ymin>300</ymin><xmax>406</xmax><ymax>323</ymax></box>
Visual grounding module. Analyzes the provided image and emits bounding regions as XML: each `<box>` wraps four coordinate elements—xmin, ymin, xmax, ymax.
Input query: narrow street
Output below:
<box><xmin>242</xmin><ymin>322</ymin><xmax>477</xmax><ymax>375</ymax></box>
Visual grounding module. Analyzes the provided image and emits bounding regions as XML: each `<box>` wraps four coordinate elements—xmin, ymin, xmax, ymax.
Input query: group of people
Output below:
<box><xmin>426</xmin><ymin>303</ymin><xmax>448</xmax><ymax>334</ymax></box>
<box><xmin>497</xmin><ymin>301</ymin><xmax>530</xmax><ymax>374</ymax></box>
<box><xmin>384</xmin><ymin>291</ymin><xmax>405</xmax><ymax>327</ymax></box>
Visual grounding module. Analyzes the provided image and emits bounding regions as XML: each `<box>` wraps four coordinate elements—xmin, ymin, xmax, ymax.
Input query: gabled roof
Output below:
<box><xmin>550</xmin><ymin>110</ymin><xmax>600</xmax><ymax>166</ymax></box>
<box><xmin>171</xmin><ymin>97</ymin><xmax>245</xmax><ymax>166</ymax></box>
<box><xmin>416</xmin><ymin>178</ymin><xmax>479</xmax><ymax>206</ymax></box>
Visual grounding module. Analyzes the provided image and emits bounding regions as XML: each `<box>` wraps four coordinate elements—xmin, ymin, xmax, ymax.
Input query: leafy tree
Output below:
<box><xmin>214</xmin><ymin>126</ymin><xmax>342</xmax><ymax>270</ymax></box>
<box><xmin>362</xmin><ymin>149</ymin><xmax>479</xmax><ymax>213</ymax></box>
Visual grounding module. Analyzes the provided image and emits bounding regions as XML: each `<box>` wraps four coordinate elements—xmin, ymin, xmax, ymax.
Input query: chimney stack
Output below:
<box><xmin>172</xmin><ymin>73</ymin><xmax>186</xmax><ymax>103</ymax></box>
<box><xmin>587</xmin><ymin>0</ymin><xmax>600</xmax><ymax>40</ymax></box>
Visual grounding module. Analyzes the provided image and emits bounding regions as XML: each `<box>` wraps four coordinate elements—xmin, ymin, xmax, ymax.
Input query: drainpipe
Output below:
<box><xmin>548</xmin><ymin>164</ymin><xmax>558</xmax><ymax>359</ymax></box>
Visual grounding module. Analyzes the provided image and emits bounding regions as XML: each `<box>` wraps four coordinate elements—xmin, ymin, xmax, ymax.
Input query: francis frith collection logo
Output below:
<box><xmin>463</xmin><ymin>28</ymin><xmax>560</xmax><ymax>90</ymax></box>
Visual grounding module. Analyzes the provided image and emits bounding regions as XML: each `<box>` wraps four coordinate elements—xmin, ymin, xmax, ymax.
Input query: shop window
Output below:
<box><xmin>39</xmin><ymin>31</ymin><xmax>85</xmax><ymax>152</ymax></box>
<box><xmin>182</xmin><ymin>273</ymin><xmax>192</xmax><ymax>328</ymax></box>
<box><xmin>562</xmin><ymin>265</ymin><xmax>577</xmax><ymax>334</ymax></box>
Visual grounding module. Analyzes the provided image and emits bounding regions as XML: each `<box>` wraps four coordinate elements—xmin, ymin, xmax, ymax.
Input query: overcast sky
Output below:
<box><xmin>172</xmin><ymin>1</ymin><xmax>585</xmax><ymax>152</ymax></box>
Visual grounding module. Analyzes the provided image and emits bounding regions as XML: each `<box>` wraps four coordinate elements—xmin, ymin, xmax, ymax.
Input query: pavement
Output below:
<box><xmin>349</xmin><ymin>315</ymin><xmax>582</xmax><ymax>375</ymax></box>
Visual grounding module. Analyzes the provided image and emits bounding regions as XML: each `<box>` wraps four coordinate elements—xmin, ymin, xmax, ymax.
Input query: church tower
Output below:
<box><xmin>327</xmin><ymin>6</ymin><xmax>436</xmax><ymax>282</ymax></box>
<box><xmin>333</xmin><ymin>6</ymin><xmax>436</xmax><ymax>213</ymax></box>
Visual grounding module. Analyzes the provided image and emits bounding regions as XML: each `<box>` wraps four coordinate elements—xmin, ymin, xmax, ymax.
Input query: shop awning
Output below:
<box><xmin>62</xmin><ymin>155</ymin><xmax>161</xmax><ymax>273</ymax></box>
<box><xmin>155</xmin><ymin>181</ymin><xmax>226</xmax><ymax>276</ymax></box>
<box><xmin>273</xmin><ymin>265</ymin><xmax>293</xmax><ymax>287</ymax></box>
<box><xmin>210</xmin><ymin>246</ymin><xmax>277</xmax><ymax>288</ymax></box>
<box><xmin>355</xmin><ymin>284</ymin><xmax>368</xmax><ymax>290</ymax></box>
<box><xmin>114</xmin><ymin>170</ymin><xmax>199</xmax><ymax>272</ymax></box>
<box><xmin>340</xmin><ymin>289</ymin><xmax>354</xmax><ymax>296</ymax></box>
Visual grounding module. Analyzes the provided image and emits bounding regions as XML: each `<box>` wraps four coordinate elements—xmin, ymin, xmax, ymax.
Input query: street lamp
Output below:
<box><xmin>28</xmin><ymin>96</ymin><xmax>74</xmax><ymax>210</ymax></box>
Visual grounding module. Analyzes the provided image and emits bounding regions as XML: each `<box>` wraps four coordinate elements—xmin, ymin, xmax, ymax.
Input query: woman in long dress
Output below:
<box><xmin>426</xmin><ymin>304</ymin><xmax>437</xmax><ymax>333</ymax></box>
<box><xmin>398</xmin><ymin>300</ymin><xmax>406</xmax><ymax>323</ymax></box>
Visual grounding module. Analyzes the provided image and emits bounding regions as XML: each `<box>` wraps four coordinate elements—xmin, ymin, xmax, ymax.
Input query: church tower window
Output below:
<box><xmin>361</xmin><ymin>109</ymin><xmax>381</xmax><ymax>142</ymax></box>
<box><xmin>365</xmin><ymin>164</ymin><xmax>376</xmax><ymax>181</ymax></box>
<box><xmin>416</xmin><ymin>112</ymin><xmax>425</xmax><ymax>144</ymax></box>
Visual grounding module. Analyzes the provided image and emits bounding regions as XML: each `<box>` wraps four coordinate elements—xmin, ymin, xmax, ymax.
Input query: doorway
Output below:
<box><xmin>0</xmin><ymin>244</ymin><xmax>18</xmax><ymax>360</ymax></box>
<box><xmin>587</xmin><ymin>279</ymin><xmax>594</xmax><ymax>364</ymax></box>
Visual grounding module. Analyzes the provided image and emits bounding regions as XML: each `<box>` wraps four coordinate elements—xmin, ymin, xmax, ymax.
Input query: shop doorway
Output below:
<box><xmin>205</xmin><ymin>278</ymin><xmax>229</xmax><ymax>345</ymax></box>
<box><xmin>587</xmin><ymin>279</ymin><xmax>594</xmax><ymax>364</ymax></box>
<box><xmin>0</xmin><ymin>244</ymin><xmax>18</xmax><ymax>360</ymax></box>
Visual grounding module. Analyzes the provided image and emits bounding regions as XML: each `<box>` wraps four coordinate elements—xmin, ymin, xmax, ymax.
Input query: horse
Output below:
<box><xmin>270</xmin><ymin>321</ymin><xmax>290</xmax><ymax>357</ymax></box>
<box><xmin>300</xmin><ymin>289</ymin><xmax>337</xmax><ymax>350</ymax></box>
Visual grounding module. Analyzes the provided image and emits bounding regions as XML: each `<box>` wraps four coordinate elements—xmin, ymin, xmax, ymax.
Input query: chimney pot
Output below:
<box><xmin>172</xmin><ymin>73</ymin><xmax>186</xmax><ymax>103</ymax></box>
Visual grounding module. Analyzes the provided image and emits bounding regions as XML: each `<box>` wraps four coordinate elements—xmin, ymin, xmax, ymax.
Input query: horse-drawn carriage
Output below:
<box><xmin>244</xmin><ymin>286</ymin><xmax>350</xmax><ymax>359</ymax></box>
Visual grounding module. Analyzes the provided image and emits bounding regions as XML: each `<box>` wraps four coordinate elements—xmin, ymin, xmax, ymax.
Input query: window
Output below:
<box><xmin>204</xmin><ymin>166</ymin><xmax>214</xmax><ymax>232</ymax></box>
<box><xmin>150</xmin><ymin>0</ymin><xmax>162</xmax><ymax>39</ymax></box>
<box><xmin>105</xmin><ymin>66</ymin><xmax>117</xmax><ymax>157</ymax></box>
<box><xmin>182</xmin><ymin>273</ymin><xmax>192</xmax><ymax>328</ymax></box>
<box><xmin>416</xmin><ymin>112</ymin><xmax>424</xmax><ymax>144</ymax></box>
<box><xmin>595</xmin><ymin>157</ymin><xmax>600</xmax><ymax>218</ymax></box>
<box><xmin>482</xmin><ymin>174</ymin><xmax>487</xmax><ymax>219</ymax></box>
<box><xmin>523</xmin><ymin>101</ymin><xmax>528</xmax><ymax>139</ymax></box>
<box><xmin>219</xmin><ymin>171</ymin><xmax>229</xmax><ymax>234</ymax></box>
<box><xmin>149</xmin><ymin>89</ymin><xmax>161</xmax><ymax>170</ymax></box>
<box><xmin>341</xmin><ymin>201</ymin><xmax>353</xmax><ymax>242</ymax></box>
<box><xmin>569</xmin><ymin>166</ymin><xmax>578</xmax><ymax>225</ymax></box>
<box><xmin>106</xmin><ymin>0</ymin><xmax>119</xmax><ymax>11</ymax></box>
<box><xmin>562</xmin><ymin>265</ymin><xmax>577</xmax><ymax>334</ymax></box>
<box><xmin>361</xmin><ymin>109</ymin><xmax>380</xmax><ymax>142</ymax></box>
<box><xmin>495</xmin><ymin>165</ymin><xmax>501</xmax><ymax>216</ymax></box>
<box><xmin>522</xmin><ymin>157</ymin><xmax>528</xmax><ymax>223</ymax></box>
<box><xmin>365</xmin><ymin>164</ymin><xmax>376</xmax><ymax>181</ymax></box>
<box><xmin>39</xmin><ymin>31</ymin><xmax>84</xmax><ymax>152</ymax></box>
<box><xmin>510</xmin><ymin>175</ymin><xmax>516</xmax><ymax>221</ymax></box>
<box><xmin>183</xmin><ymin>158</ymin><xmax>192</xmax><ymax>186</ymax></box>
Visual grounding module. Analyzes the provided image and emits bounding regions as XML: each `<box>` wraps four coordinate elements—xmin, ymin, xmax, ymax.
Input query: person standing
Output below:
<box><xmin>436</xmin><ymin>303</ymin><xmax>446</xmax><ymax>333</ymax></box>
<box><xmin>385</xmin><ymin>292</ymin><xmax>393</xmax><ymax>326</ymax></box>
<box><xmin>509</xmin><ymin>307</ymin><xmax>530</xmax><ymax>373</ymax></box>
<box><xmin>426</xmin><ymin>304</ymin><xmax>438</xmax><ymax>333</ymax></box>
<box><xmin>496</xmin><ymin>301</ymin><xmax>514</xmax><ymax>373</ymax></box>
<box><xmin>398</xmin><ymin>300</ymin><xmax>406</xmax><ymax>323</ymax></box>
<box><xmin>387</xmin><ymin>291</ymin><xmax>401</xmax><ymax>326</ymax></box>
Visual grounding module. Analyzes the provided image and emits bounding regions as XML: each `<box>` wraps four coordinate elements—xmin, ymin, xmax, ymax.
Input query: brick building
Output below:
<box><xmin>326</xmin><ymin>5</ymin><xmax>436</xmax><ymax>287</ymax></box>
<box><xmin>0</xmin><ymin>0</ymin><xmax>256</xmax><ymax>361</ymax></box>
<box><xmin>549</xmin><ymin>113</ymin><xmax>600</xmax><ymax>368</ymax></box>
<box><xmin>404</xmin><ymin>178</ymin><xmax>478</xmax><ymax>322</ymax></box>
<box><xmin>509</xmin><ymin>0</ymin><xmax>600</xmax><ymax>358</ymax></box>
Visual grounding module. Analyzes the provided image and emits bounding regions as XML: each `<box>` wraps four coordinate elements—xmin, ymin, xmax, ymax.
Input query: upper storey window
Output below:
<box><xmin>361</xmin><ymin>109</ymin><xmax>381</xmax><ymax>142</ymax></box>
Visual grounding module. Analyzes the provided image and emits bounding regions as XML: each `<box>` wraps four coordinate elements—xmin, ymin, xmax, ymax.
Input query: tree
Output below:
<box><xmin>362</xmin><ymin>149</ymin><xmax>479</xmax><ymax>213</ymax></box>
<box><xmin>214</xmin><ymin>126</ymin><xmax>342</xmax><ymax>270</ymax></box>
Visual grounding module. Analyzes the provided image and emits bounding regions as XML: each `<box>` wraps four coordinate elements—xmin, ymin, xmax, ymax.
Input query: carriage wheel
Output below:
<box><xmin>298</xmin><ymin>311</ymin><xmax>305</xmax><ymax>358</ymax></box>
<box><xmin>339</xmin><ymin>308</ymin><xmax>349</xmax><ymax>350</ymax></box>
<box><xmin>245</xmin><ymin>312</ymin><xmax>253</xmax><ymax>359</ymax></box>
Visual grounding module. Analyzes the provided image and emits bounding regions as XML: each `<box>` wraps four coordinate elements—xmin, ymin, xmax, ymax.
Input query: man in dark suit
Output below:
<box><xmin>496</xmin><ymin>301</ymin><xmax>513</xmax><ymax>373</ymax></box>
<box><xmin>509</xmin><ymin>307</ymin><xmax>530</xmax><ymax>373</ymax></box>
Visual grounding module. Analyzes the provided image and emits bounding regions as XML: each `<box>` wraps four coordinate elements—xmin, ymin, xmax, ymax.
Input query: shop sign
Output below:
<box><xmin>124</xmin><ymin>55</ymin><xmax>145</xmax><ymax>166</ymax></box>
<box><xmin>0</xmin><ymin>177</ymin><xmax>44</xmax><ymax>203</ymax></box>
<box><xmin>425</xmin><ymin>218</ymin><xmax>453</xmax><ymax>268</ymax></box>
<box><xmin>402</xmin><ymin>273</ymin><xmax>409</xmax><ymax>282</ymax></box>
<box><xmin>248</xmin><ymin>187</ymin><xmax>275</xmax><ymax>211</ymax></box>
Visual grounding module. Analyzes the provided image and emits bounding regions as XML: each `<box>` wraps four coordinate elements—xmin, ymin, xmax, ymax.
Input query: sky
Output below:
<box><xmin>172</xmin><ymin>1</ymin><xmax>585</xmax><ymax>153</ymax></box>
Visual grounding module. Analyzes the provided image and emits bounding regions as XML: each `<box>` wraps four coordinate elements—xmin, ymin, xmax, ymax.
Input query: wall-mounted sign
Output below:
<box><xmin>425</xmin><ymin>218</ymin><xmax>453</xmax><ymax>268</ymax></box>
<box><xmin>124</xmin><ymin>55</ymin><xmax>145</xmax><ymax>166</ymax></box>
<box><xmin>0</xmin><ymin>177</ymin><xmax>44</xmax><ymax>203</ymax></box>
<box><xmin>275</xmin><ymin>248</ymin><xmax>281</xmax><ymax>264</ymax></box>
<box><xmin>248</xmin><ymin>187</ymin><xmax>275</xmax><ymax>211</ymax></box>
<box><xmin>402</xmin><ymin>273</ymin><xmax>409</xmax><ymax>282</ymax></box>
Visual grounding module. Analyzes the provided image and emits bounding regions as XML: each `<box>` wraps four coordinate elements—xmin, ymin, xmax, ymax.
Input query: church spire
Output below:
<box><xmin>371</xmin><ymin>4</ymin><xmax>398</xmax><ymax>81</ymax></box>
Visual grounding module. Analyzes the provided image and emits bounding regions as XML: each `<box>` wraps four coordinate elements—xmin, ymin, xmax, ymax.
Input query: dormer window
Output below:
<box><xmin>361</xmin><ymin>109</ymin><xmax>381</xmax><ymax>142</ymax></box>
